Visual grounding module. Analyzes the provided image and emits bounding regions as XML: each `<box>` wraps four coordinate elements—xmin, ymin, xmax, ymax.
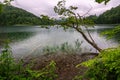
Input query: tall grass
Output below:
<box><xmin>42</xmin><ymin>39</ymin><xmax>83</xmax><ymax>55</ymax></box>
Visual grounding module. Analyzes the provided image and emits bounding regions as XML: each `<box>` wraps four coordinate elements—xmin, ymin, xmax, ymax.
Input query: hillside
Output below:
<box><xmin>0</xmin><ymin>5</ymin><xmax>42</xmax><ymax>26</ymax></box>
<box><xmin>87</xmin><ymin>5</ymin><xmax>120</xmax><ymax>24</ymax></box>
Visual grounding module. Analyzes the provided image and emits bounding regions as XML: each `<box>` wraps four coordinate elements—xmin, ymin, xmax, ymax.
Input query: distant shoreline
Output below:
<box><xmin>0</xmin><ymin>24</ymin><xmax>119</xmax><ymax>27</ymax></box>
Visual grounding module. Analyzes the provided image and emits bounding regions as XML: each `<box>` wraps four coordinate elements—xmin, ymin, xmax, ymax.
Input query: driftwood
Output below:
<box><xmin>81</xmin><ymin>52</ymin><xmax>98</xmax><ymax>56</ymax></box>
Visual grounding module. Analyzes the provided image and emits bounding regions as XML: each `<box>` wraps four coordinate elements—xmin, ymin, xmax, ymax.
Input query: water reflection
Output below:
<box><xmin>0</xmin><ymin>32</ymin><xmax>35</xmax><ymax>43</ymax></box>
<box><xmin>0</xmin><ymin>25</ymin><xmax>119</xmax><ymax>57</ymax></box>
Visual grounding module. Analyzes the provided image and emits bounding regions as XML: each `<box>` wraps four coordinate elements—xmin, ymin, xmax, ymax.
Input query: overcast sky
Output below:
<box><xmin>1</xmin><ymin>0</ymin><xmax>120</xmax><ymax>18</ymax></box>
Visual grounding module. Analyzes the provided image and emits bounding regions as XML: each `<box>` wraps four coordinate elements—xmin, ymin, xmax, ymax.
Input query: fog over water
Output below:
<box><xmin>0</xmin><ymin>25</ymin><xmax>118</xmax><ymax>57</ymax></box>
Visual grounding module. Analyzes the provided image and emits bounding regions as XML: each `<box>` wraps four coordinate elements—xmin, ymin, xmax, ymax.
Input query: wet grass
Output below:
<box><xmin>42</xmin><ymin>39</ymin><xmax>83</xmax><ymax>55</ymax></box>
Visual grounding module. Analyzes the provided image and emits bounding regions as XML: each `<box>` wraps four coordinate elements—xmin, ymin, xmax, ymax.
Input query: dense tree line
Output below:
<box><xmin>87</xmin><ymin>5</ymin><xmax>120</xmax><ymax>24</ymax></box>
<box><xmin>1</xmin><ymin>4</ymin><xmax>119</xmax><ymax>26</ymax></box>
<box><xmin>0</xmin><ymin>5</ymin><xmax>55</xmax><ymax>26</ymax></box>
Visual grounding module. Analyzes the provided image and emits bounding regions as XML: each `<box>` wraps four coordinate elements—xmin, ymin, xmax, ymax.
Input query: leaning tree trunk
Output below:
<box><xmin>72</xmin><ymin>14</ymin><xmax>102</xmax><ymax>53</ymax></box>
<box><xmin>74</xmin><ymin>27</ymin><xmax>102</xmax><ymax>52</ymax></box>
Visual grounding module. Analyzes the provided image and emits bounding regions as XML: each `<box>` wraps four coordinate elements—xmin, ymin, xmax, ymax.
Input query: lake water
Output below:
<box><xmin>0</xmin><ymin>25</ymin><xmax>119</xmax><ymax>57</ymax></box>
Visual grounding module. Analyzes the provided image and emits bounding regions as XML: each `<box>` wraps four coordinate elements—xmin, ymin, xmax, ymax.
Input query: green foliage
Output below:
<box><xmin>42</xmin><ymin>40</ymin><xmax>83</xmax><ymax>55</ymax></box>
<box><xmin>27</xmin><ymin>60</ymin><xmax>58</xmax><ymax>80</ymax></box>
<box><xmin>102</xmin><ymin>25</ymin><xmax>120</xmax><ymax>40</ymax></box>
<box><xmin>82</xmin><ymin>18</ymin><xmax>94</xmax><ymax>26</ymax></box>
<box><xmin>0</xmin><ymin>4</ymin><xmax>2</xmax><ymax>13</ymax></box>
<box><xmin>77</xmin><ymin>47</ymin><xmax>120</xmax><ymax>80</ymax></box>
<box><xmin>54</xmin><ymin>0</ymin><xmax>76</xmax><ymax>17</ymax></box>
<box><xmin>95</xmin><ymin>0</ymin><xmax>110</xmax><ymax>4</ymax></box>
<box><xmin>85</xmin><ymin>15</ymin><xmax>98</xmax><ymax>24</ymax></box>
<box><xmin>0</xmin><ymin>5</ymin><xmax>40</xmax><ymax>25</ymax></box>
<box><xmin>97</xmin><ymin>5</ymin><xmax>120</xmax><ymax>24</ymax></box>
<box><xmin>0</xmin><ymin>44</ymin><xmax>58</xmax><ymax>80</ymax></box>
<box><xmin>40</xmin><ymin>15</ymin><xmax>55</xmax><ymax>25</ymax></box>
<box><xmin>0</xmin><ymin>5</ymin><xmax>55</xmax><ymax>26</ymax></box>
<box><xmin>3</xmin><ymin>0</ymin><xmax>12</xmax><ymax>5</ymax></box>
<box><xmin>54</xmin><ymin>0</ymin><xmax>103</xmax><ymax>52</ymax></box>
<box><xmin>0</xmin><ymin>44</ymin><xmax>26</xmax><ymax>80</ymax></box>
<box><xmin>54</xmin><ymin>0</ymin><xmax>95</xmax><ymax>27</ymax></box>
<box><xmin>87</xmin><ymin>5</ymin><xmax>120</xmax><ymax>24</ymax></box>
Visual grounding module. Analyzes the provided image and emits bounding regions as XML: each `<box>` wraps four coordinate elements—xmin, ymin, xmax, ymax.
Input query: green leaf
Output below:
<box><xmin>79</xmin><ymin>47</ymin><xmax>120</xmax><ymax>80</ymax></box>
<box><xmin>0</xmin><ymin>4</ymin><xmax>2</xmax><ymax>13</ymax></box>
<box><xmin>95</xmin><ymin>0</ymin><xmax>110</xmax><ymax>4</ymax></box>
<box><xmin>96</xmin><ymin>0</ymin><xmax>104</xmax><ymax>3</ymax></box>
<box><xmin>69</xmin><ymin>6</ymin><xmax>78</xmax><ymax>10</ymax></box>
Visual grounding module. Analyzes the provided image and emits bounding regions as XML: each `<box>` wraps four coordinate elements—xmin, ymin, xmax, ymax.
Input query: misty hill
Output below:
<box><xmin>87</xmin><ymin>5</ymin><xmax>120</xmax><ymax>24</ymax></box>
<box><xmin>0</xmin><ymin>5</ymin><xmax>42</xmax><ymax>26</ymax></box>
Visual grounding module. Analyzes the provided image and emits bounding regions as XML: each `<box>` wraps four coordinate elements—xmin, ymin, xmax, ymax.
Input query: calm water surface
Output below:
<box><xmin>0</xmin><ymin>25</ymin><xmax>118</xmax><ymax>57</ymax></box>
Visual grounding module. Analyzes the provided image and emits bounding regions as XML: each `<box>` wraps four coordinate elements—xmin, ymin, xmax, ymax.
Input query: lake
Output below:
<box><xmin>0</xmin><ymin>25</ymin><xmax>119</xmax><ymax>57</ymax></box>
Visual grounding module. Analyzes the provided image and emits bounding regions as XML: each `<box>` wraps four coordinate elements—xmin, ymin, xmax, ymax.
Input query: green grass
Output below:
<box><xmin>42</xmin><ymin>39</ymin><xmax>83</xmax><ymax>55</ymax></box>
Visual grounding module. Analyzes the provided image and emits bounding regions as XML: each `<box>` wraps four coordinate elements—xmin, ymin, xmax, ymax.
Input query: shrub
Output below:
<box><xmin>0</xmin><ymin>44</ymin><xmax>58</xmax><ymax>80</ymax></box>
<box><xmin>27</xmin><ymin>60</ymin><xmax>58</xmax><ymax>80</ymax></box>
<box><xmin>0</xmin><ymin>44</ymin><xmax>26</xmax><ymax>80</ymax></box>
<box><xmin>76</xmin><ymin>47</ymin><xmax>120</xmax><ymax>80</ymax></box>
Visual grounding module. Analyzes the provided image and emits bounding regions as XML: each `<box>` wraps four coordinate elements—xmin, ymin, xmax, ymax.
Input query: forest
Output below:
<box><xmin>87</xmin><ymin>5</ymin><xmax>120</xmax><ymax>24</ymax></box>
<box><xmin>0</xmin><ymin>5</ymin><xmax>55</xmax><ymax>25</ymax></box>
<box><xmin>0</xmin><ymin>4</ymin><xmax>120</xmax><ymax>26</ymax></box>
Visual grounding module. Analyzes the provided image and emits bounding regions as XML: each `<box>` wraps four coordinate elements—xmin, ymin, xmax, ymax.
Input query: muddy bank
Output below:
<box><xmin>23</xmin><ymin>53</ymin><xmax>97</xmax><ymax>80</ymax></box>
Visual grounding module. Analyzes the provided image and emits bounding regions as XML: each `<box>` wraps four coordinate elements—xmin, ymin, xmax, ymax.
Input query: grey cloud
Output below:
<box><xmin>1</xmin><ymin>0</ymin><xmax>120</xmax><ymax>18</ymax></box>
